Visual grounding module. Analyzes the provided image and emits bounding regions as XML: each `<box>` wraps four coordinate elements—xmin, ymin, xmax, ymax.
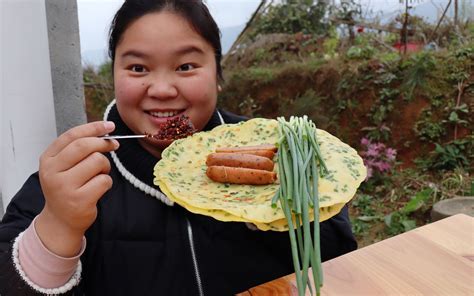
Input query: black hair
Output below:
<box><xmin>108</xmin><ymin>0</ymin><xmax>223</xmax><ymax>81</ymax></box>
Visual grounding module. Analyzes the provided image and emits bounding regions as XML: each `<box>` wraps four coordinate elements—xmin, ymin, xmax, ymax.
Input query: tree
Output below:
<box><xmin>253</xmin><ymin>0</ymin><xmax>328</xmax><ymax>36</ymax></box>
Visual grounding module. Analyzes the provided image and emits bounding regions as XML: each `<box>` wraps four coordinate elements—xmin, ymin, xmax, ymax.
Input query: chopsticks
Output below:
<box><xmin>101</xmin><ymin>115</ymin><xmax>196</xmax><ymax>141</ymax></box>
<box><xmin>101</xmin><ymin>135</ymin><xmax>148</xmax><ymax>140</ymax></box>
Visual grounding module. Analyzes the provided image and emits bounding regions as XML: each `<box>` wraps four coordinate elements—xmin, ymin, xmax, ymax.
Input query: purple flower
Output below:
<box><xmin>374</xmin><ymin>161</ymin><xmax>391</xmax><ymax>172</ymax></box>
<box><xmin>365</xmin><ymin>145</ymin><xmax>380</xmax><ymax>157</ymax></box>
<box><xmin>385</xmin><ymin>148</ymin><xmax>397</xmax><ymax>161</ymax></box>
<box><xmin>372</xmin><ymin>142</ymin><xmax>386</xmax><ymax>151</ymax></box>
<box><xmin>361</xmin><ymin>137</ymin><xmax>370</xmax><ymax>146</ymax></box>
<box><xmin>359</xmin><ymin>137</ymin><xmax>397</xmax><ymax>180</ymax></box>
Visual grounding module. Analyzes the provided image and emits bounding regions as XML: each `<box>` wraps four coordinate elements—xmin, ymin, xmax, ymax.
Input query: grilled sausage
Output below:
<box><xmin>216</xmin><ymin>144</ymin><xmax>277</xmax><ymax>153</ymax></box>
<box><xmin>206</xmin><ymin>166</ymin><xmax>277</xmax><ymax>185</ymax></box>
<box><xmin>233</xmin><ymin>150</ymin><xmax>275</xmax><ymax>160</ymax></box>
<box><xmin>206</xmin><ymin>153</ymin><xmax>274</xmax><ymax>171</ymax></box>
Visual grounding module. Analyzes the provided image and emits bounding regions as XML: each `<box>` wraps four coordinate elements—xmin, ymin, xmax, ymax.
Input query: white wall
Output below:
<box><xmin>1</xmin><ymin>0</ymin><xmax>58</xmax><ymax>212</ymax></box>
<box><xmin>0</xmin><ymin>0</ymin><xmax>3</xmax><ymax>214</ymax></box>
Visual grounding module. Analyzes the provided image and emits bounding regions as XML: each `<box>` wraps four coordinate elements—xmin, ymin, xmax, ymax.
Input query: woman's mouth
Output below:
<box><xmin>148</xmin><ymin>110</ymin><xmax>183</xmax><ymax>118</ymax></box>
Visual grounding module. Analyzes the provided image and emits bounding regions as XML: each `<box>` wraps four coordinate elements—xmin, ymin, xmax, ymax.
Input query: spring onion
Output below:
<box><xmin>273</xmin><ymin>116</ymin><xmax>327</xmax><ymax>296</ymax></box>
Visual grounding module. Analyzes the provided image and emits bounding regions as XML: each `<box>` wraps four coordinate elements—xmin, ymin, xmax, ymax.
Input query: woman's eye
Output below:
<box><xmin>131</xmin><ymin>65</ymin><xmax>146</xmax><ymax>73</ymax></box>
<box><xmin>176</xmin><ymin>63</ymin><xmax>195</xmax><ymax>72</ymax></box>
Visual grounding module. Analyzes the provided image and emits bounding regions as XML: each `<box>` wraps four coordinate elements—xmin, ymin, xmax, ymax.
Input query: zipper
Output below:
<box><xmin>186</xmin><ymin>218</ymin><xmax>204</xmax><ymax>296</ymax></box>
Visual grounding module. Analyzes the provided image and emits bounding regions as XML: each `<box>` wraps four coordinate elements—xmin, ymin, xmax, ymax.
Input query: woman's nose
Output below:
<box><xmin>146</xmin><ymin>74</ymin><xmax>178</xmax><ymax>99</ymax></box>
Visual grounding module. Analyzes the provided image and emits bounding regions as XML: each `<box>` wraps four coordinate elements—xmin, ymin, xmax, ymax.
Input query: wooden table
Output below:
<box><xmin>237</xmin><ymin>214</ymin><xmax>474</xmax><ymax>295</ymax></box>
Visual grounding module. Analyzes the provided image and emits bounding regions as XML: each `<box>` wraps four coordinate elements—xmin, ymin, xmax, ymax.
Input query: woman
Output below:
<box><xmin>0</xmin><ymin>1</ymin><xmax>357</xmax><ymax>295</ymax></box>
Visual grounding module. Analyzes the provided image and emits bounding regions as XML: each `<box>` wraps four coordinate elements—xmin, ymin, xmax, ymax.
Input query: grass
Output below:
<box><xmin>350</xmin><ymin>167</ymin><xmax>473</xmax><ymax>248</ymax></box>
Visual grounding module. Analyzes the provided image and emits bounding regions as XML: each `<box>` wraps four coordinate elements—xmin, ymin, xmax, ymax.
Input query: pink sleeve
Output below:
<box><xmin>17</xmin><ymin>217</ymin><xmax>86</xmax><ymax>289</ymax></box>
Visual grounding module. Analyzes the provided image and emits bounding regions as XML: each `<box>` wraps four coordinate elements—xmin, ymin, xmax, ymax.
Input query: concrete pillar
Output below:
<box><xmin>0</xmin><ymin>0</ymin><xmax>2</xmax><ymax>216</ymax></box>
<box><xmin>46</xmin><ymin>0</ymin><xmax>86</xmax><ymax>135</ymax></box>
<box><xmin>0</xmin><ymin>0</ymin><xmax>85</xmax><ymax>215</ymax></box>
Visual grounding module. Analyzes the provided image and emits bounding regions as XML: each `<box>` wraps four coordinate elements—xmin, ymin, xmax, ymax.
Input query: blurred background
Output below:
<box><xmin>80</xmin><ymin>0</ymin><xmax>473</xmax><ymax>247</ymax></box>
<box><xmin>1</xmin><ymin>0</ymin><xmax>472</xmax><ymax>248</ymax></box>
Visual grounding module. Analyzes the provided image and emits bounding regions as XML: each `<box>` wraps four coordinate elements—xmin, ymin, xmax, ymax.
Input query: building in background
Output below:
<box><xmin>0</xmin><ymin>0</ymin><xmax>85</xmax><ymax>215</ymax></box>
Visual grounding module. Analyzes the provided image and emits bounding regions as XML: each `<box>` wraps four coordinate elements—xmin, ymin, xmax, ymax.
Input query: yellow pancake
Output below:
<box><xmin>158</xmin><ymin>178</ymin><xmax>347</xmax><ymax>231</ymax></box>
<box><xmin>154</xmin><ymin>118</ymin><xmax>366</xmax><ymax>230</ymax></box>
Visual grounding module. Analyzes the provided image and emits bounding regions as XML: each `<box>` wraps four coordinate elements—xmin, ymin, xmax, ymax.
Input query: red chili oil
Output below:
<box><xmin>152</xmin><ymin>115</ymin><xmax>196</xmax><ymax>140</ymax></box>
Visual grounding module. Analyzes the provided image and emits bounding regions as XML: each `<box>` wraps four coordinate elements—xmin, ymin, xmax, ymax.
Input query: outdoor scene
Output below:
<box><xmin>1</xmin><ymin>0</ymin><xmax>473</xmax><ymax>295</ymax></box>
<box><xmin>83</xmin><ymin>0</ymin><xmax>473</xmax><ymax>248</ymax></box>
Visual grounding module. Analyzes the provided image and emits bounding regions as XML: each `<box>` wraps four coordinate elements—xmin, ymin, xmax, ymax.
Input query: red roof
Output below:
<box><xmin>393</xmin><ymin>42</ymin><xmax>423</xmax><ymax>53</ymax></box>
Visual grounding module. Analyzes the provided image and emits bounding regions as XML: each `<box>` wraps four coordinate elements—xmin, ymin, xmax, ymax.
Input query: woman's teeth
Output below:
<box><xmin>149</xmin><ymin>111</ymin><xmax>180</xmax><ymax>118</ymax></box>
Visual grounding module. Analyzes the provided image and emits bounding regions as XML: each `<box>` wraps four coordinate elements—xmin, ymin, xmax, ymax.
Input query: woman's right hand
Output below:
<box><xmin>35</xmin><ymin>121</ymin><xmax>119</xmax><ymax>257</ymax></box>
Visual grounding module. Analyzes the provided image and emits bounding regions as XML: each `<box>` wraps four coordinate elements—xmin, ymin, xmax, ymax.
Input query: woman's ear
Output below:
<box><xmin>218</xmin><ymin>85</ymin><xmax>222</xmax><ymax>92</ymax></box>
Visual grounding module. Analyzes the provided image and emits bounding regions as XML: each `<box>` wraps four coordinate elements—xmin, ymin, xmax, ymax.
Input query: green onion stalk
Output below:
<box><xmin>273</xmin><ymin>116</ymin><xmax>327</xmax><ymax>296</ymax></box>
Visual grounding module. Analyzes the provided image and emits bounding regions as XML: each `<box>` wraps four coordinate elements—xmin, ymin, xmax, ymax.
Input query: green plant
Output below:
<box><xmin>400</xmin><ymin>51</ymin><xmax>436</xmax><ymax>101</ymax></box>
<box><xmin>351</xmin><ymin>194</ymin><xmax>382</xmax><ymax>236</ymax></box>
<box><xmin>282</xmin><ymin>89</ymin><xmax>336</xmax><ymax>128</ymax></box>
<box><xmin>322</xmin><ymin>27</ymin><xmax>339</xmax><ymax>57</ymax></box>
<box><xmin>417</xmin><ymin>139</ymin><xmax>472</xmax><ymax>171</ymax></box>
<box><xmin>363</xmin><ymin>85</ymin><xmax>399</xmax><ymax>142</ymax></box>
<box><xmin>384</xmin><ymin>188</ymin><xmax>433</xmax><ymax>235</ymax></box>
<box><xmin>83</xmin><ymin>62</ymin><xmax>114</xmax><ymax>121</ymax></box>
<box><xmin>336</xmin><ymin>62</ymin><xmax>373</xmax><ymax>104</ymax></box>
<box><xmin>383</xmin><ymin>32</ymin><xmax>398</xmax><ymax>45</ymax></box>
<box><xmin>377</xmin><ymin>52</ymin><xmax>400</xmax><ymax>64</ymax></box>
<box><xmin>371</xmin><ymin>88</ymin><xmax>399</xmax><ymax>124</ymax></box>
<box><xmin>351</xmin><ymin>218</ymin><xmax>371</xmax><ymax>237</ymax></box>
<box><xmin>346</xmin><ymin>45</ymin><xmax>376</xmax><ymax>60</ymax></box>
<box><xmin>253</xmin><ymin>0</ymin><xmax>328</xmax><ymax>36</ymax></box>
<box><xmin>414</xmin><ymin>108</ymin><xmax>446</xmax><ymax>142</ymax></box>
<box><xmin>373</xmin><ymin>70</ymin><xmax>398</xmax><ymax>86</ymax></box>
<box><xmin>361</xmin><ymin>124</ymin><xmax>392</xmax><ymax>142</ymax></box>
<box><xmin>429</xmin><ymin>94</ymin><xmax>445</xmax><ymax>108</ymax></box>
<box><xmin>249</xmin><ymin>67</ymin><xmax>275</xmax><ymax>84</ymax></box>
<box><xmin>253</xmin><ymin>48</ymin><xmax>268</xmax><ymax>66</ymax></box>
<box><xmin>363</xmin><ymin>62</ymin><xmax>400</xmax><ymax>141</ymax></box>
<box><xmin>443</xmin><ymin>103</ymin><xmax>470</xmax><ymax>127</ymax></box>
<box><xmin>97</xmin><ymin>61</ymin><xmax>113</xmax><ymax>81</ymax></box>
<box><xmin>446</xmin><ymin>46</ymin><xmax>473</xmax><ymax>84</ymax></box>
<box><xmin>352</xmin><ymin>166</ymin><xmax>473</xmax><ymax>247</ymax></box>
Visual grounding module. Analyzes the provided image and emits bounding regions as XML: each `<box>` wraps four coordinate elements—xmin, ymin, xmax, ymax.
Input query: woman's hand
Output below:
<box><xmin>35</xmin><ymin>121</ymin><xmax>119</xmax><ymax>257</ymax></box>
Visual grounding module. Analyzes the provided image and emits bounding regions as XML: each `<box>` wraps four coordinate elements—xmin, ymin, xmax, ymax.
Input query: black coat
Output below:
<box><xmin>0</xmin><ymin>106</ymin><xmax>357</xmax><ymax>296</ymax></box>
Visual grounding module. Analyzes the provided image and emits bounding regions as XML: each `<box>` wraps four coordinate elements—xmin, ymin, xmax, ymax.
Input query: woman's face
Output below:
<box><xmin>114</xmin><ymin>11</ymin><xmax>218</xmax><ymax>158</ymax></box>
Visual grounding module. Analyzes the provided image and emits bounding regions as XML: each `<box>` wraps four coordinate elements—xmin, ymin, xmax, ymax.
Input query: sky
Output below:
<box><xmin>77</xmin><ymin>0</ymin><xmax>471</xmax><ymax>66</ymax></box>
<box><xmin>77</xmin><ymin>0</ymin><xmax>261</xmax><ymax>66</ymax></box>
